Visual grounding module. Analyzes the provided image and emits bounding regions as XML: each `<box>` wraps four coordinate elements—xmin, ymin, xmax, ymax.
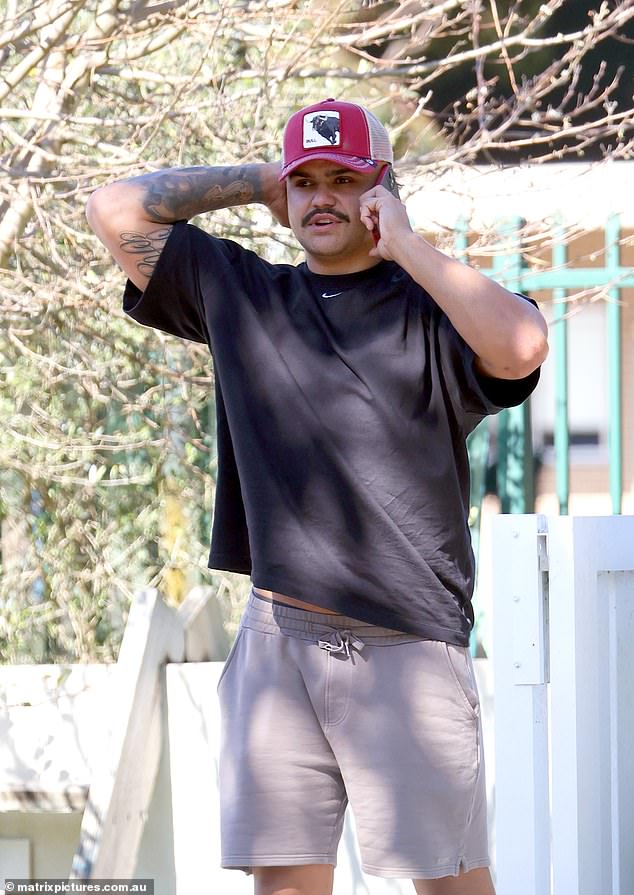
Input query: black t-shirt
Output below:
<box><xmin>123</xmin><ymin>221</ymin><xmax>539</xmax><ymax>645</ymax></box>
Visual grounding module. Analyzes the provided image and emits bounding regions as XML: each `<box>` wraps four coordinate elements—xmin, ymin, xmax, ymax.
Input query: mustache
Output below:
<box><xmin>302</xmin><ymin>207</ymin><xmax>350</xmax><ymax>227</ymax></box>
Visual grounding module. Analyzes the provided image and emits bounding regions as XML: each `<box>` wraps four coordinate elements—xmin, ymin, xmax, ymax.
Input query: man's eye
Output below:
<box><xmin>335</xmin><ymin>177</ymin><xmax>352</xmax><ymax>184</ymax></box>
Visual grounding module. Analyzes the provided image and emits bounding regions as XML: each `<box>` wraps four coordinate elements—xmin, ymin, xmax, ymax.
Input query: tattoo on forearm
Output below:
<box><xmin>135</xmin><ymin>166</ymin><xmax>262</xmax><ymax>223</ymax></box>
<box><xmin>119</xmin><ymin>226</ymin><xmax>172</xmax><ymax>278</ymax></box>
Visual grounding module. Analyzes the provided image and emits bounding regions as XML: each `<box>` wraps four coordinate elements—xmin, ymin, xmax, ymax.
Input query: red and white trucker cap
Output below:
<box><xmin>280</xmin><ymin>98</ymin><xmax>393</xmax><ymax>180</ymax></box>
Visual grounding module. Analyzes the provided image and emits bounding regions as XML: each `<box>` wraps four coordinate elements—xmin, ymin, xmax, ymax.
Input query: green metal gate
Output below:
<box><xmin>463</xmin><ymin>213</ymin><xmax>633</xmax><ymax>517</ymax></box>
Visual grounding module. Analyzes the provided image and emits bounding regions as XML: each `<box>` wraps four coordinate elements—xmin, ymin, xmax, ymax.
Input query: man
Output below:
<box><xmin>87</xmin><ymin>98</ymin><xmax>548</xmax><ymax>895</ymax></box>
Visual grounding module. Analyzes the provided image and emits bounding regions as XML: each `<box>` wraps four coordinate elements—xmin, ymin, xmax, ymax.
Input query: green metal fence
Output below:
<box><xmin>462</xmin><ymin>213</ymin><xmax>633</xmax><ymax>518</ymax></box>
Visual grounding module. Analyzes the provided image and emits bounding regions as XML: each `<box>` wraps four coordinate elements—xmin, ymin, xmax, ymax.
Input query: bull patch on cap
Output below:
<box><xmin>303</xmin><ymin>111</ymin><xmax>341</xmax><ymax>148</ymax></box>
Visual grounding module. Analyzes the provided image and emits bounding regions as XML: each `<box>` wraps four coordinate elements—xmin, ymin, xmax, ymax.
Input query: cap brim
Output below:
<box><xmin>279</xmin><ymin>152</ymin><xmax>379</xmax><ymax>181</ymax></box>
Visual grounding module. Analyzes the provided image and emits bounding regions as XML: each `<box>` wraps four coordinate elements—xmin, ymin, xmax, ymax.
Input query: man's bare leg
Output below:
<box><xmin>413</xmin><ymin>866</ymin><xmax>495</xmax><ymax>895</ymax></box>
<box><xmin>254</xmin><ymin>864</ymin><xmax>334</xmax><ymax>895</ymax></box>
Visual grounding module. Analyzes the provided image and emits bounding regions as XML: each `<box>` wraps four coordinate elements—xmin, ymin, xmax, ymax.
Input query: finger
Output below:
<box><xmin>359</xmin><ymin>208</ymin><xmax>377</xmax><ymax>231</ymax></box>
<box><xmin>362</xmin><ymin>184</ymin><xmax>392</xmax><ymax>201</ymax></box>
<box><xmin>360</xmin><ymin>191</ymin><xmax>382</xmax><ymax>208</ymax></box>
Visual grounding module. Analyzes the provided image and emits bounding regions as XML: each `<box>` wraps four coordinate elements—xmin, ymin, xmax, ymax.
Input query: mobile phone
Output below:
<box><xmin>372</xmin><ymin>164</ymin><xmax>400</xmax><ymax>244</ymax></box>
<box><xmin>376</xmin><ymin>164</ymin><xmax>400</xmax><ymax>199</ymax></box>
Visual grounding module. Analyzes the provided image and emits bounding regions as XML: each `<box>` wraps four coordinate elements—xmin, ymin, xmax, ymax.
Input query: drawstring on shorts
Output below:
<box><xmin>317</xmin><ymin>629</ymin><xmax>365</xmax><ymax>660</ymax></box>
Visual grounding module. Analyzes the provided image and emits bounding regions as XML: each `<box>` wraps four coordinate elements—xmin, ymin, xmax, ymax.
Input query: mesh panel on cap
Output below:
<box><xmin>362</xmin><ymin>108</ymin><xmax>393</xmax><ymax>164</ymax></box>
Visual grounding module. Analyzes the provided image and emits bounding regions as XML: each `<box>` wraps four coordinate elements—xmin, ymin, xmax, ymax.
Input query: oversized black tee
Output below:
<box><xmin>123</xmin><ymin>221</ymin><xmax>539</xmax><ymax>645</ymax></box>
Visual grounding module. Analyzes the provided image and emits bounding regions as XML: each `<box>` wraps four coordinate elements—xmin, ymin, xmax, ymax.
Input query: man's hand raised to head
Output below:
<box><xmin>265</xmin><ymin>163</ymin><xmax>290</xmax><ymax>229</ymax></box>
<box><xmin>359</xmin><ymin>184</ymin><xmax>412</xmax><ymax>261</ymax></box>
<box><xmin>86</xmin><ymin>161</ymin><xmax>290</xmax><ymax>291</ymax></box>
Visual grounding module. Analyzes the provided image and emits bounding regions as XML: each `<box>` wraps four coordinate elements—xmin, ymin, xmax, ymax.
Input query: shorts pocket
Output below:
<box><xmin>442</xmin><ymin>643</ymin><xmax>480</xmax><ymax>719</ymax></box>
<box><xmin>217</xmin><ymin>628</ymin><xmax>245</xmax><ymax>692</ymax></box>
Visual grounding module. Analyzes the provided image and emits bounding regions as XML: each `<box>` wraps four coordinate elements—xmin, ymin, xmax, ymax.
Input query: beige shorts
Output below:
<box><xmin>218</xmin><ymin>590</ymin><xmax>489</xmax><ymax>880</ymax></box>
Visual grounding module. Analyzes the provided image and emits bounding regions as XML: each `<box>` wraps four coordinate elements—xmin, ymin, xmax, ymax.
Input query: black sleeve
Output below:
<box><xmin>438</xmin><ymin>293</ymin><xmax>541</xmax><ymax>418</ymax></box>
<box><xmin>122</xmin><ymin>221</ymin><xmax>247</xmax><ymax>345</ymax></box>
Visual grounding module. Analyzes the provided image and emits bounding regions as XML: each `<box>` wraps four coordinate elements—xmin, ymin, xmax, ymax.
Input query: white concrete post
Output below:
<box><xmin>494</xmin><ymin>514</ymin><xmax>634</xmax><ymax>895</ymax></box>
<box><xmin>547</xmin><ymin>516</ymin><xmax>634</xmax><ymax>895</ymax></box>
<box><xmin>492</xmin><ymin>514</ymin><xmax>551</xmax><ymax>895</ymax></box>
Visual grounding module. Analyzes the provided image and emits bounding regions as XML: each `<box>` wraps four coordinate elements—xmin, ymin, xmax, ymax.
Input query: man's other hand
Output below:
<box><xmin>359</xmin><ymin>184</ymin><xmax>412</xmax><ymax>261</ymax></box>
<box><xmin>265</xmin><ymin>162</ymin><xmax>290</xmax><ymax>228</ymax></box>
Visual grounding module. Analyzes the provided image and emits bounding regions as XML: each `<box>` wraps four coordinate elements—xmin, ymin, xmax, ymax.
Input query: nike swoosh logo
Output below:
<box><xmin>322</xmin><ymin>291</ymin><xmax>343</xmax><ymax>299</ymax></box>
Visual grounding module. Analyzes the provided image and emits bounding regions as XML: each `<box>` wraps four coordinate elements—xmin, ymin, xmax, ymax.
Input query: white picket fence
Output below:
<box><xmin>493</xmin><ymin>514</ymin><xmax>634</xmax><ymax>895</ymax></box>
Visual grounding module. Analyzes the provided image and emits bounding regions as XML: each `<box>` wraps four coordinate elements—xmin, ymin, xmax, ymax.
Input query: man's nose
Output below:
<box><xmin>311</xmin><ymin>181</ymin><xmax>336</xmax><ymax>206</ymax></box>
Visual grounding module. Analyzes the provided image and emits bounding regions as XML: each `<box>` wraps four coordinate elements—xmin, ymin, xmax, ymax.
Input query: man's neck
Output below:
<box><xmin>305</xmin><ymin>255</ymin><xmax>382</xmax><ymax>276</ymax></box>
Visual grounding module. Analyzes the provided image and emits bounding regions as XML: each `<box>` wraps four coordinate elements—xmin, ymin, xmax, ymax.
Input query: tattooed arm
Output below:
<box><xmin>86</xmin><ymin>162</ymin><xmax>287</xmax><ymax>291</ymax></box>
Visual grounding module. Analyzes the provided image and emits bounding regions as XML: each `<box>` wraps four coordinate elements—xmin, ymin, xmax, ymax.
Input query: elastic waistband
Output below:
<box><xmin>242</xmin><ymin>590</ymin><xmax>423</xmax><ymax>646</ymax></box>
